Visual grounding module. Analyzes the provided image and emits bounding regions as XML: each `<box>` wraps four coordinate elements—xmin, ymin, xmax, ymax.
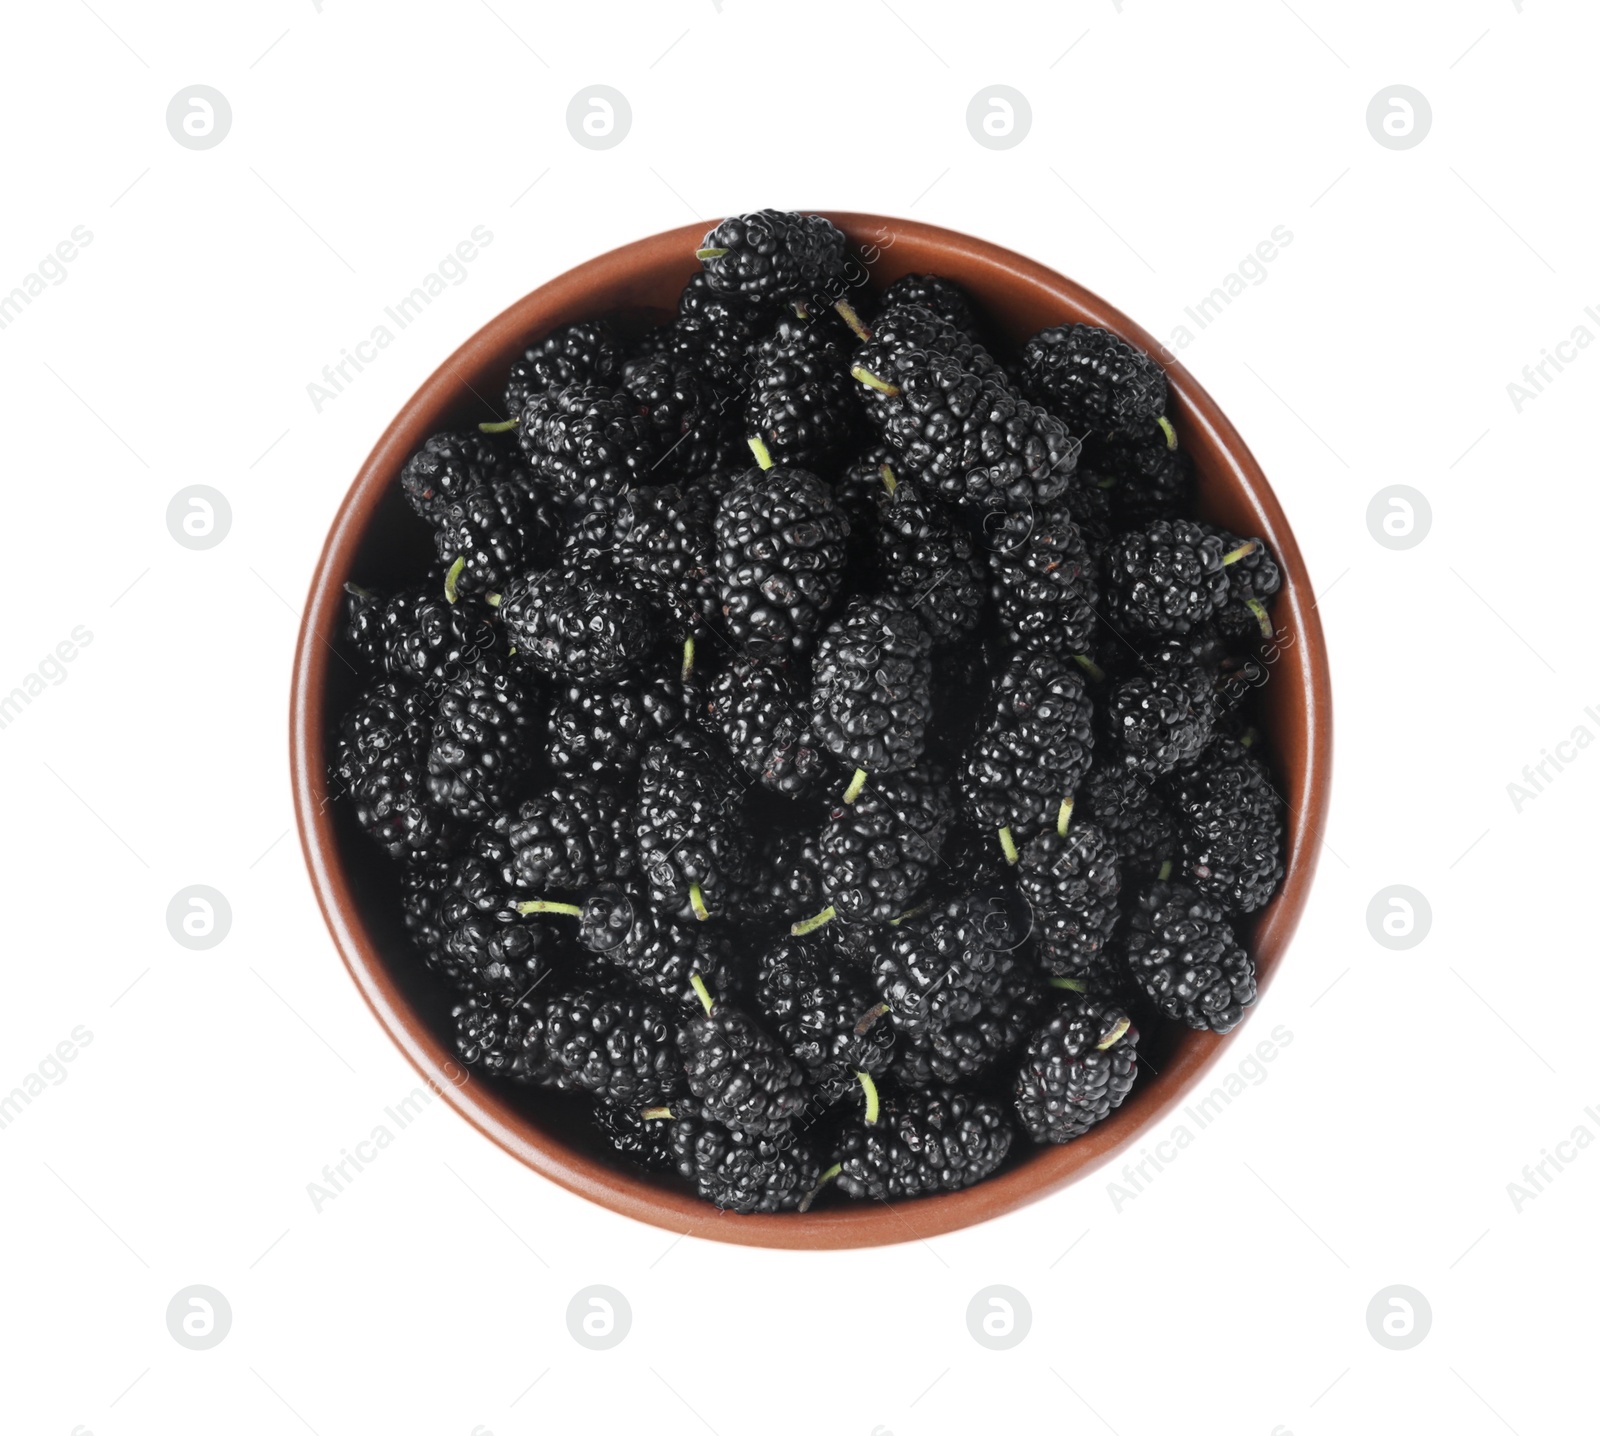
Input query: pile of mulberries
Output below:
<box><xmin>329</xmin><ymin>210</ymin><xmax>1293</xmax><ymax>1216</ymax></box>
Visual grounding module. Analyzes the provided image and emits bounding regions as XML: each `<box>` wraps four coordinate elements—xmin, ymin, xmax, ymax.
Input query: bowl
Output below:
<box><xmin>290</xmin><ymin>213</ymin><xmax>1333</xmax><ymax>1250</ymax></box>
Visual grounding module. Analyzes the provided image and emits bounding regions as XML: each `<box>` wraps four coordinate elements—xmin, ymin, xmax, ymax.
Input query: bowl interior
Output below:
<box><xmin>294</xmin><ymin>214</ymin><xmax>1330</xmax><ymax>1249</ymax></box>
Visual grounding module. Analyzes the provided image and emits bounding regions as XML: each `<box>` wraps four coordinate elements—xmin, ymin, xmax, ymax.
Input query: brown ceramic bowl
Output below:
<box><xmin>291</xmin><ymin>213</ymin><xmax>1332</xmax><ymax>1250</ymax></box>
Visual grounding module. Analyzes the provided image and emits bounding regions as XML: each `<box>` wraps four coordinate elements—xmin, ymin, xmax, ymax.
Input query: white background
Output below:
<box><xmin>2</xmin><ymin>1</ymin><xmax>1595</xmax><ymax>1432</ymax></box>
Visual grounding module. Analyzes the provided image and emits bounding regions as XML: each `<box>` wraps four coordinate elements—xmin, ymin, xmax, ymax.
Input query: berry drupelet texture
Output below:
<box><xmin>1078</xmin><ymin>765</ymin><xmax>1179</xmax><ymax>887</ymax></box>
<box><xmin>505</xmin><ymin>782</ymin><xmax>635</xmax><ymax>897</ymax></box>
<box><xmin>344</xmin><ymin>582</ymin><xmax>500</xmax><ymax>686</ymax></box>
<box><xmin>1083</xmin><ymin>426</ymin><xmax>1193</xmax><ymax>526</ymax></box>
<box><xmin>542</xmin><ymin>985</ymin><xmax>683</xmax><ymax>1106</ymax></box>
<box><xmin>546</xmin><ymin>672</ymin><xmax>685</xmax><ymax>781</ymax></box>
<box><xmin>399</xmin><ymin>430</ymin><xmax>509</xmax><ymax>525</ymax></box>
<box><xmin>810</xmin><ymin>594</ymin><xmax>935</xmax><ymax>781</ymax></box>
<box><xmin>1124</xmin><ymin>880</ymin><xmax>1257</xmax><ymax>1032</ymax></box>
<box><xmin>503</xmin><ymin>320</ymin><xmax>622</xmax><ymax>421</ymax></box>
<box><xmin>1013</xmin><ymin>993</ymin><xmax>1139</xmax><ymax>1144</ymax></box>
<box><xmin>610</xmin><ymin>482</ymin><xmax>721</xmax><ymax>636</ymax></box>
<box><xmin>621</xmin><ymin>352</ymin><xmax>742</xmax><ymax>484</ymax></box>
<box><xmin>678</xmin><ymin>984</ymin><xmax>811</xmax><ymax>1137</ymax></box>
<box><xmin>756</xmin><ymin>938</ymin><xmax>891</xmax><ymax>1084</ymax></box>
<box><xmin>879</xmin><ymin>274</ymin><xmax>977</xmax><ymax>333</ymax></box>
<box><xmin>713</xmin><ymin>463</ymin><xmax>850</xmax><ymax>659</ymax></box>
<box><xmin>852</xmin><ymin>341</ymin><xmax>1079</xmax><ymax>513</ymax></box>
<box><xmin>985</xmin><ymin>504</ymin><xmax>1100</xmax><ymax>659</ymax></box>
<box><xmin>832</xmin><ymin>1089</ymin><xmax>1013</xmax><ymax>1200</ymax></box>
<box><xmin>1021</xmin><ymin>323</ymin><xmax>1168</xmax><ymax>435</ymax></box>
<box><xmin>517</xmin><ymin>381</ymin><xmax>661</xmax><ymax>510</ymax></box>
<box><xmin>697</xmin><ymin>209</ymin><xmax>849</xmax><ymax>304</ymax></box>
<box><xmin>814</xmin><ymin>768</ymin><xmax>953</xmax><ymax>925</ymax></box>
<box><xmin>1170</xmin><ymin>737</ymin><xmax>1285</xmax><ymax>913</ymax></box>
<box><xmin>669</xmin><ymin>1099</ymin><xmax>823</xmax><ymax>1213</ymax></box>
<box><xmin>745</xmin><ymin>316</ymin><xmax>858</xmax><ymax>472</ymax></box>
<box><xmin>635</xmin><ymin>728</ymin><xmax>751</xmax><ymax>921</ymax></box>
<box><xmin>962</xmin><ymin>650</ymin><xmax>1095</xmax><ymax>853</ymax></box>
<box><xmin>499</xmin><ymin>562</ymin><xmax>658</xmax><ymax>686</ymax></box>
<box><xmin>706</xmin><ymin>657</ymin><xmax>827</xmax><ymax>798</ymax></box>
<box><xmin>425</xmin><ymin>663</ymin><xmax>536</xmax><ymax>824</ymax></box>
<box><xmin>872</xmin><ymin>482</ymin><xmax>987</xmax><ymax>644</ymax></box>
<box><xmin>1017</xmin><ymin>819</ymin><xmax>1123</xmax><ymax>985</ymax></box>
<box><xmin>332</xmin><ymin>679</ymin><xmax>448</xmax><ymax>860</ymax></box>
<box><xmin>573</xmin><ymin>882</ymin><xmax>735</xmax><ymax>1007</ymax></box>
<box><xmin>434</xmin><ymin>476</ymin><xmax>561</xmax><ymax>601</ymax></box>
<box><xmin>1103</xmin><ymin>519</ymin><xmax>1230</xmax><ymax>636</ymax></box>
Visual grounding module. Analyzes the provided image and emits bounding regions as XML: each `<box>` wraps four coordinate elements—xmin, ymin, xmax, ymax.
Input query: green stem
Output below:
<box><xmin>879</xmin><ymin>463</ymin><xmax>898</xmax><ymax>495</ymax></box>
<box><xmin>1073</xmin><ymin>654</ymin><xmax>1106</xmax><ymax>682</ymax></box>
<box><xmin>1157</xmin><ymin>859</ymin><xmax>1173</xmax><ymax>882</ymax></box>
<box><xmin>854</xmin><ymin>1001</ymin><xmax>890</xmax><ymax>1035</ymax></box>
<box><xmin>888</xmin><ymin>904</ymin><xmax>926</xmax><ymax>927</ymax></box>
<box><xmin>695</xmin><ymin>246</ymin><xmax>728</xmax><ymax>260</ymax></box>
<box><xmin>516</xmin><ymin>900</ymin><xmax>582</xmax><ymax>917</ymax></box>
<box><xmin>1222</xmin><ymin>540</ymin><xmax>1258</xmax><ymax>567</ymax></box>
<box><xmin>1156</xmin><ymin>414</ymin><xmax>1177</xmax><ymax>450</ymax></box>
<box><xmin>443</xmin><ymin>555</ymin><xmax>466</xmax><ymax>605</ymax></box>
<box><xmin>681</xmin><ymin>633</ymin><xmax>696</xmax><ymax>681</ymax></box>
<box><xmin>835</xmin><ymin>298</ymin><xmax>871</xmax><ymax>341</ymax></box>
<box><xmin>790</xmin><ymin>906</ymin><xmax>837</xmax><ymax>937</ymax></box>
<box><xmin>689</xmin><ymin>972</ymin><xmax>714</xmax><ymax>1015</ymax></box>
<box><xmin>688</xmin><ymin>881</ymin><xmax>710</xmax><ymax>922</ymax></box>
<box><xmin>1057</xmin><ymin>796</ymin><xmax>1074</xmax><ymax>838</ymax></box>
<box><xmin>1048</xmin><ymin>977</ymin><xmax>1088</xmax><ymax>992</ymax></box>
<box><xmin>1245</xmin><ymin>597</ymin><xmax>1273</xmax><ymax>640</ymax></box>
<box><xmin>1096</xmin><ymin>1016</ymin><xmax>1132</xmax><ymax>1050</ymax></box>
<box><xmin>485</xmin><ymin>592</ymin><xmax>501</xmax><ymax>608</ymax></box>
<box><xmin>799</xmin><ymin>1163</ymin><xmax>842</xmax><ymax>1212</ymax></box>
<box><xmin>747</xmin><ymin>435</ymin><xmax>775</xmax><ymax>470</ymax></box>
<box><xmin>857</xmin><ymin>1071</ymin><xmax>881</xmax><ymax>1125</ymax></box>
<box><xmin>998</xmin><ymin>826</ymin><xmax>1019</xmax><ymax>865</ymax></box>
<box><xmin>842</xmin><ymin>768</ymin><xmax>868</xmax><ymax>804</ymax></box>
<box><xmin>478</xmin><ymin>417</ymin><xmax>517</xmax><ymax>434</ymax></box>
<box><xmin>850</xmin><ymin>364</ymin><xmax>900</xmax><ymax>397</ymax></box>
<box><xmin>641</xmin><ymin>1105</ymin><xmax>674</xmax><ymax>1121</ymax></box>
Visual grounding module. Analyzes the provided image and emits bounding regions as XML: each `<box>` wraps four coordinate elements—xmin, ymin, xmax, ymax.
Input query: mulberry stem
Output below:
<box><xmin>854</xmin><ymin>1002</ymin><xmax>890</xmax><ymax>1035</ymax></box>
<box><xmin>835</xmin><ymin>298</ymin><xmax>871</xmax><ymax>341</ymax></box>
<box><xmin>850</xmin><ymin>365</ymin><xmax>900</xmax><ymax>397</ymax></box>
<box><xmin>1097</xmin><ymin>1016</ymin><xmax>1132</xmax><ymax>1050</ymax></box>
<box><xmin>479</xmin><ymin>417</ymin><xmax>517</xmax><ymax>434</ymax></box>
<box><xmin>443</xmin><ymin>555</ymin><xmax>467</xmax><ymax>605</ymax></box>
<box><xmin>1156</xmin><ymin>415</ymin><xmax>1177</xmax><ymax>450</ymax></box>
<box><xmin>1048</xmin><ymin>977</ymin><xmax>1088</xmax><ymax>992</ymax></box>
<box><xmin>879</xmin><ymin>463</ymin><xmax>898</xmax><ymax>495</ymax></box>
<box><xmin>747</xmin><ymin>435</ymin><xmax>775</xmax><ymax>470</ymax></box>
<box><xmin>1157</xmin><ymin>859</ymin><xmax>1173</xmax><ymax>881</ymax></box>
<box><xmin>1072</xmin><ymin>654</ymin><xmax>1106</xmax><ymax>682</ymax></box>
<box><xmin>998</xmin><ymin>826</ymin><xmax>1019</xmax><ymax>865</ymax></box>
<box><xmin>689</xmin><ymin>972</ymin><xmax>715</xmax><ymax>1015</ymax></box>
<box><xmin>688</xmin><ymin>882</ymin><xmax>710</xmax><ymax>922</ymax></box>
<box><xmin>642</xmin><ymin>1106</ymin><xmax>674</xmax><ymax>1121</ymax></box>
<box><xmin>1246</xmin><ymin>598</ymin><xmax>1273</xmax><ymax>640</ymax></box>
<box><xmin>1057</xmin><ymin>797</ymin><xmax>1075</xmax><ymax>838</ymax></box>
<box><xmin>888</xmin><ymin>905</ymin><xmax>926</xmax><ymax>927</ymax></box>
<box><xmin>1222</xmin><ymin>540</ymin><xmax>1259</xmax><ymax>566</ymax></box>
<box><xmin>517</xmin><ymin>900</ymin><xmax>582</xmax><ymax>917</ymax></box>
<box><xmin>842</xmin><ymin>768</ymin><xmax>868</xmax><ymax>804</ymax></box>
<box><xmin>799</xmin><ymin>1163</ymin><xmax>841</xmax><ymax>1212</ymax></box>
<box><xmin>485</xmin><ymin>592</ymin><xmax>502</xmax><ymax>608</ymax></box>
<box><xmin>695</xmin><ymin>246</ymin><xmax>728</xmax><ymax>260</ymax></box>
<box><xmin>857</xmin><ymin>1071</ymin><xmax>881</xmax><ymax>1125</ymax></box>
<box><xmin>682</xmin><ymin>634</ymin><xmax>696</xmax><ymax>680</ymax></box>
<box><xmin>790</xmin><ymin>906</ymin><xmax>837</xmax><ymax>936</ymax></box>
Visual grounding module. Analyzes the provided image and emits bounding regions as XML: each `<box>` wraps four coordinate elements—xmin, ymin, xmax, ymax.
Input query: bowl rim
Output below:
<box><xmin>290</xmin><ymin>212</ymin><xmax>1333</xmax><ymax>1251</ymax></box>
